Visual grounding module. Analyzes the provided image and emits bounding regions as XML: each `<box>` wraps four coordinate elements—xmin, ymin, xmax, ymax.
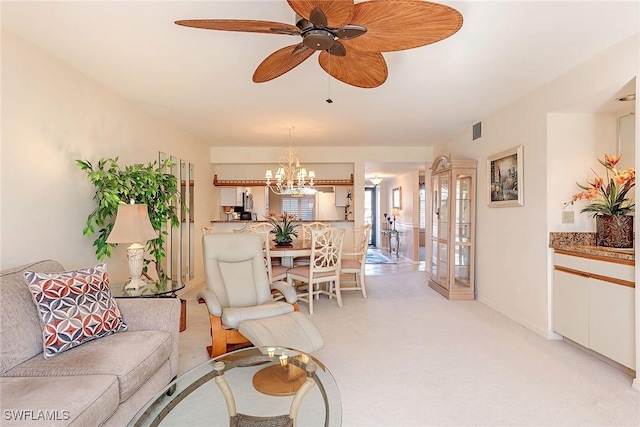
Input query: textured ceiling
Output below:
<box><xmin>2</xmin><ymin>0</ymin><xmax>638</xmax><ymax>155</ymax></box>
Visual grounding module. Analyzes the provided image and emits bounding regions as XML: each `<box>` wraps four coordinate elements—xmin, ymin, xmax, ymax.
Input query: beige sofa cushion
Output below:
<box><xmin>0</xmin><ymin>260</ymin><xmax>64</xmax><ymax>373</ymax></box>
<box><xmin>4</xmin><ymin>330</ymin><xmax>172</xmax><ymax>402</ymax></box>
<box><xmin>0</xmin><ymin>375</ymin><xmax>119</xmax><ymax>427</ymax></box>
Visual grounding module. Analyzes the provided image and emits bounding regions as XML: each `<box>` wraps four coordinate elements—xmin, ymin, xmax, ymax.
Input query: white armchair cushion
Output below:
<box><xmin>238</xmin><ymin>312</ymin><xmax>324</xmax><ymax>354</ymax></box>
<box><xmin>222</xmin><ymin>302</ymin><xmax>294</xmax><ymax>329</ymax></box>
<box><xmin>270</xmin><ymin>280</ymin><xmax>297</xmax><ymax>304</ymax></box>
<box><xmin>197</xmin><ymin>289</ymin><xmax>222</xmax><ymax>317</ymax></box>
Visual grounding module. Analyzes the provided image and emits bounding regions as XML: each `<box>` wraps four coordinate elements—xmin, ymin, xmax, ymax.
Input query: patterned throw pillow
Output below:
<box><xmin>23</xmin><ymin>263</ymin><xmax>127</xmax><ymax>359</ymax></box>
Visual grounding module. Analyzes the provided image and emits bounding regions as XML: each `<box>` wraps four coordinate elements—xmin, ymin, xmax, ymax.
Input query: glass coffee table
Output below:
<box><xmin>128</xmin><ymin>346</ymin><xmax>341</xmax><ymax>426</ymax></box>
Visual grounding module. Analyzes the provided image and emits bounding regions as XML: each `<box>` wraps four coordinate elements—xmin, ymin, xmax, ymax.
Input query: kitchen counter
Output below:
<box><xmin>210</xmin><ymin>220</ymin><xmax>354</xmax><ymax>224</ymax></box>
<box><xmin>549</xmin><ymin>232</ymin><xmax>635</xmax><ymax>262</ymax></box>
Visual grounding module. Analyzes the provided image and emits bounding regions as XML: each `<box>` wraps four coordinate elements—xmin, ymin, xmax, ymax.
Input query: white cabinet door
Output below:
<box><xmin>553</xmin><ymin>269</ymin><xmax>589</xmax><ymax>348</ymax></box>
<box><xmin>220</xmin><ymin>187</ymin><xmax>239</xmax><ymax>206</ymax></box>
<box><xmin>589</xmin><ymin>279</ymin><xmax>636</xmax><ymax>369</ymax></box>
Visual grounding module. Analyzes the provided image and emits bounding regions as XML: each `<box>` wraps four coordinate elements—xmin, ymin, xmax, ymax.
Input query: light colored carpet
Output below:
<box><xmin>177</xmin><ymin>268</ymin><xmax>640</xmax><ymax>427</ymax></box>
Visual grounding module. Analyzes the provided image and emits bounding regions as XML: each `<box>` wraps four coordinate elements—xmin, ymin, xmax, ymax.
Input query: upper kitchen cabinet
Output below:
<box><xmin>220</xmin><ymin>187</ymin><xmax>243</xmax><ymax>207</ymax></box>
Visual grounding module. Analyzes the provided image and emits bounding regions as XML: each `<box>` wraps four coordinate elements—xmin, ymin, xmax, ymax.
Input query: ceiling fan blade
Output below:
<box><xmin>253</xmin><ymin>44</ymin><xmax>315</xmax><ymax>83</ymax></box>
<box><xmin>318</xmin><ymin>49</ymin><xmax>387</xmax><ymax>88</ymax></box>
<box><xmin>327</xmin><ymin>41</ymin><xmax>346</xmax><ymax>57</ymax></box>
<box><xmin>287</xmin><ymin>0</ymin><xmax>354</xmax><ymax>28</ymax></box>
<box><xmin>175</xmin><ymin>19</ymin><xmax>300</xmax><ymax>36</ymax></box>
<box><xmin>344</xmin><ymin>0</ymin><xmax>463</xmax><ymax>52</ymax></box>
<box><xmin>334</xmin><ymin>24</ymin><xmax>367</xmax><ymax>40</ymax></box>
<box><xmin>309</xmin><ymin>8</ymin><xmax>328</xmax><ymax>27</ymax></box>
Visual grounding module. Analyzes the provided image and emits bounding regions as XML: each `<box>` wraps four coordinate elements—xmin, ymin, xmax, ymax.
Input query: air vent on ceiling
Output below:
<box><xmin>472</xmin><ymin>122</ymin><xmax>482</xmax><ymax>140</ymax></box>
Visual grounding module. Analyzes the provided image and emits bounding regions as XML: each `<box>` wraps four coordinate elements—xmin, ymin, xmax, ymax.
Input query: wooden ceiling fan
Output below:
<box><xmin>176</xmin><ymin>0</ymin><xmax>463</xmax><ymax>89</ymax></box>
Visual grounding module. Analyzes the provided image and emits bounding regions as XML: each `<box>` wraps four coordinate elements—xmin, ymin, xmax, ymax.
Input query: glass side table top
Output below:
<box><xmin>110</xmin><ymin>279</ymin><xmax>184</xmax><ymax>298</ymax></box>
<box><xmin>128</xmin><ymin>346</ymin><xmax>341</xmax><ymax>427</ymax></box>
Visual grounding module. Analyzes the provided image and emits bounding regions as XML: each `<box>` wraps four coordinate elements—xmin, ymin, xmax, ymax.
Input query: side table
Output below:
<box><xmin>381</xmin><ymin>229</ymin><xmax>399</xmax><ymax>255</ymax></box>
<box><xmin>111</xmin><ymin>279</ymin><xmax>186</xmax><ymax>331</ymax></box>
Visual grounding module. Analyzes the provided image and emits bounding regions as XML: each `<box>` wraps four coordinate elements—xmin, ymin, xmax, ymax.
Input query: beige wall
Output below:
<box><xmin>1</xmin><ymin>32</ymin><xmax>212</xmax><ymax>289</ymax></box>
<box><xmin>440</xmin><ymin>34</ymin><xmax>638</xmax><ymax>366</ymax></box>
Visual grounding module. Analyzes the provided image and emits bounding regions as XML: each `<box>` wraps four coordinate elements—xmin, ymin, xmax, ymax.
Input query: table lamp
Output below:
<box><xmin>107</xmin><ymin>202</ymin><xmax>158</xmax><ymax>290</ymax></box>
<box><xmin>392</xmin><ymin>208</ymin><xmax>400</xmax><ymax>231</ymax></box>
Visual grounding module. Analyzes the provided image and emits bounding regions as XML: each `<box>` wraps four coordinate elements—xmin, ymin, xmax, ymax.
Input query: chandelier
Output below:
<box><xmin>265</xmin><ymin>127</ymin><xmax>316</xmax><ymax>196</ymax></box>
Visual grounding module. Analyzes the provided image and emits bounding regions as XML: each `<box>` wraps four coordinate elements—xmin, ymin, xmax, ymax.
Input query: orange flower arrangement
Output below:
<box><xmin>565</xmin><ymin>154</ymin><xmax>635</xmax><ymax>217</ymax></box>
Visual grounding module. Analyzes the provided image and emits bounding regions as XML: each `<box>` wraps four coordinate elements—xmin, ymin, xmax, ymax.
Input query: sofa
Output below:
<box><xmin>0</xmin><ymin>260</ymin><xmax>181</xmax><ymax>426</ymax></box>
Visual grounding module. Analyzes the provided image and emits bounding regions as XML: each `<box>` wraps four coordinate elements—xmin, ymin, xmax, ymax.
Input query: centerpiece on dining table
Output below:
<box><xmin>565</xmin><ymin>153</ymin><xmax>635</xmax><ymax>248</ymax></box>
<box><xmin>266</xmin><ymin>211</ymin><xmax>299</xmax><ymax>247</ymax></box>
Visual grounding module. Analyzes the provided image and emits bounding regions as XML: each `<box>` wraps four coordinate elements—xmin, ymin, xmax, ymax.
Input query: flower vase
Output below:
<box><xmin>274</xmin><ymin>237</ymin><xmax>293</xmax><ymax>247</ymax></box>
<box><xmin>595</xmin><ymin>215</ymin><xmax>634</xmax><ymax>248</ymax></box>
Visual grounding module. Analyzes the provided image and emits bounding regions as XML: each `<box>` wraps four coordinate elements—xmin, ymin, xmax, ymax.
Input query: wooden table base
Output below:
<box><xmin>252</xmin><ymin>364</ymin><xmax>306</xmax><ymax>396</ymax></box>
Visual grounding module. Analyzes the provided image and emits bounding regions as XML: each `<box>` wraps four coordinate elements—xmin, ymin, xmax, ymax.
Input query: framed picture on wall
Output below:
<box><xmin>392</xmin><ymin>187</ymin><xmax>402</xmax><ymax>209</ymax></box>
<box><xmin>487</xmin><ymin>145</ymin><xmax>524</xmax><ymax>207</ymax></box>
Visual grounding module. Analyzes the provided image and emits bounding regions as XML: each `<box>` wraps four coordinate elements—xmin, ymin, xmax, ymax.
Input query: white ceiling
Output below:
<box><xmin>2</xmin><ymin>1</ymin><xmax>638</xmax><ymax>160</ymax></box>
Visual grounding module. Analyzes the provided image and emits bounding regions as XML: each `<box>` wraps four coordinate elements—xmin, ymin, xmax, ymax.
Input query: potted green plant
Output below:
<box><xmin>565</xmin><ymin>153</ymin><xmax>635</xmax><ymax>248</ymax></box>
<box><xmin>266</xmin><ymin>211</ymin><xmax>299</xmax><ymax>246</ymax></box>
<box><xmin>77</xmin><ymin>157</ymin><xmax>183</xmax><ymax>279</ymax></box>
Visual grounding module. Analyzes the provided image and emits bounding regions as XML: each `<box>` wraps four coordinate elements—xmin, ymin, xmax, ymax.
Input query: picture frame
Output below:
<box><xmin>487</xmin><ymin>145</ymin><xmax>523</xmax><ymax>207</ymax></box>
<box><xmin>392</xmin><ymin>187</ymin><xmax>402</xmax><ymax>209</ymax></box>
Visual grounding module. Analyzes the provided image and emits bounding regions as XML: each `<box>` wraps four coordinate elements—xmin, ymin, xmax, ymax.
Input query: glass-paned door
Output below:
<box><xmin>453</xmin><ymin>175</ymin><xmax>473</xmax><ymax>289</ymax></box>
<box><xmin>431</xmin><ymin>174</ymin><xmax>449</xmax><ymax>289</ymax></box>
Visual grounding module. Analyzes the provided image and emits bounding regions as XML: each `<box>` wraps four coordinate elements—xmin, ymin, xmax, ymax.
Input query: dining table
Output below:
<box><xmin>269</xmin><ymin>240</ymin><xmax>312</xmax><ymax>267</ymax></box>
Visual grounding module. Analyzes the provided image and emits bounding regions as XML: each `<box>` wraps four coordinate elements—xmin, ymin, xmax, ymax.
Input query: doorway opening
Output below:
<box><xmin>364</xmin><ymin>186</ymin><xmax>377</xmax><ymax>247</ymax></box>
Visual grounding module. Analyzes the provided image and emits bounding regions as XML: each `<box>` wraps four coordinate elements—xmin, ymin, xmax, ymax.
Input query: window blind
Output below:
<box><xmin>282</xmin><ymin>196</ymin><xmax>315</xmax><ymax>221</ymax></box>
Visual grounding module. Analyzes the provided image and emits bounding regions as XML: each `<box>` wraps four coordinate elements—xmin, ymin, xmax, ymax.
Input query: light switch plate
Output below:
<box><xmin>562</xmin><ymin>211</ymin><xmax>574</xmax><ymax>224</ymax></box>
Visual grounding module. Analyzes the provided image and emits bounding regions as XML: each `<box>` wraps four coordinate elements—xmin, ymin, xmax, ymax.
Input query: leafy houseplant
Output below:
<box><xmin>565</xmin><ymin>153</ymin><xmax>635</xmax><ymax>248</ymax></box>
<box><xmin>266</xmin><ymin>211</ymin><xmax>299</xmax><ymax>246</ymax></box>
<box><xmin>77</xmin><ymin>157</ymin><xmax>183</xmax><ymax>280</ymax></box>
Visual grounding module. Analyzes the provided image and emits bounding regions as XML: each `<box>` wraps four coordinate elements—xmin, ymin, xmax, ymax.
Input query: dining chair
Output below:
<box><xmin>249</xmin><ymin>222</ymin><xmax>285</xmax><ymax>267</ymax></box>
<box><xmin>234</xmin><ymin>228</ymin><xmax>288</xmax><ymax>283</ymax></box>
<box><xmin>295</xmin><ymin>222</ymin><xmax>331</xmax><ymax>266</ymax></box>
<box><xmin>286</xmin><ymin>227</ymin><xmax>344</xmax><ymax>315</ymax></box>
<box><xmin>339</xmin><ymin>223</ymin><xmax>372</xmax><ymax>298</ymax></box>
<box><xmin>301</xmin><ymin>222</ymin><xmax>331</xmax><ymax>242</ymax></box>
<box><xmin>248</xmin><ymin>222</ymin><xmax>273</xmax><ymax>233</ymax></box>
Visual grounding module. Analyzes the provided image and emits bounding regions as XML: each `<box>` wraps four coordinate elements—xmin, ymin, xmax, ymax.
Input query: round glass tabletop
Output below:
<box><xmin>111</xmin><ymin>279</ymin><xmax>184</xmax><ymax>298</ymax></box>
<box><xmin>128</xmin><ymin>346</ymin><xmax>341</xmax><ymax>427</ymax></box>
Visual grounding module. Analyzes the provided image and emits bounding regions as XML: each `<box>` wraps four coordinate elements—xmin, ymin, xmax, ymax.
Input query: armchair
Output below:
<box><xmin>198</xmin><ymin>233</ymin><xmax>299</xmax><ymax>358</ymax></box>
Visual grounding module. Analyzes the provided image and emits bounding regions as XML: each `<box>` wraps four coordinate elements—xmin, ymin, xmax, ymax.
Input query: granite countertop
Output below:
<box><xmin>549</xmin><ymin>232</ymin><xmax>635</xmax><ymax>262</ymax></box>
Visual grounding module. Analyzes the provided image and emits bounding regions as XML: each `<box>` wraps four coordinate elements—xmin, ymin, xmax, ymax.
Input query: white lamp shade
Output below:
<box><xmin>107</xmin><ymin>204</ymin><xmax>158</xmax><ymax>244</ymax></box>
<box><xmin>370</xmin><ymin>177</ymin><xmax>383</xmax><ymax>186</ymax></box>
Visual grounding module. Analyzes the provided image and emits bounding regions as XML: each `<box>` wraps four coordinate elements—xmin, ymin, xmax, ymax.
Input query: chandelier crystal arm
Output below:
<box><xmin>265</xmin><ymin>127</ymin><xmax>316</xmax><ymax>196</ymax></box>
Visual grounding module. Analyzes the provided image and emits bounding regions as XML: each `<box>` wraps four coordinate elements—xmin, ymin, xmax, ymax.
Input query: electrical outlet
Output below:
<box><xmin>562</xmin><ymin>211</ymin><xmax>574</xmax><ymax>224</ymax></box>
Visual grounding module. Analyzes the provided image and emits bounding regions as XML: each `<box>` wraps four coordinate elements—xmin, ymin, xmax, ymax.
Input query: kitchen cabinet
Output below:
<box><xmin>220</xmin><ymin>187</ymin><xmax>243</xmax><ymax>207</ymax></box>
<box><xmin>553</xmin><ymin>251</ymin><xmax>636</xmax><ymax>370</ymax></box>
<box><xmin>428</xmin><ymin>156</ymin><xmax>476</xmax><ymax>300</ymax></box>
